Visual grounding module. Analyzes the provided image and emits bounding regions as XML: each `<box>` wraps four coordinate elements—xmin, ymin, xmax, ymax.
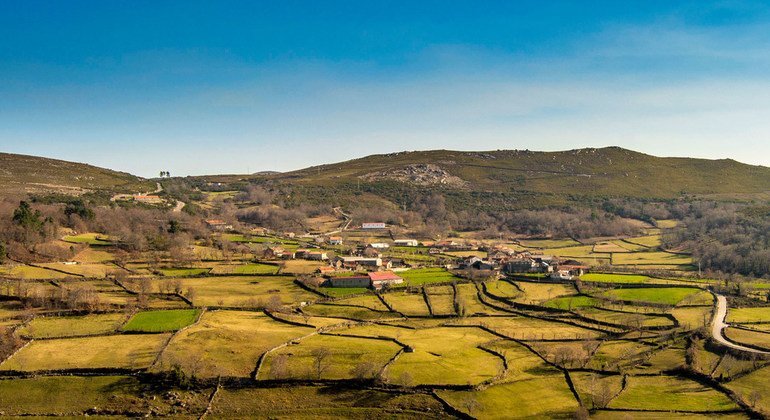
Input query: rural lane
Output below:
<box><xmin>711</xmin><ymin>294</ymin><xmax>770</xmax><ymax>354</ymax></box>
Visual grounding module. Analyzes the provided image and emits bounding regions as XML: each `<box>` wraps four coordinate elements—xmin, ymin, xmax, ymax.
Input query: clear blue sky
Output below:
<box><xmin>2</xmin><ymin>1</ymin><xmax>770</xmax><ymax>176</ymax></box>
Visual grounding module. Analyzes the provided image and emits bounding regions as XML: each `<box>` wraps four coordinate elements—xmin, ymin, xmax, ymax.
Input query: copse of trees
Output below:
<box><xmin>664</xmin><ymin>202</ymin><xmax>770</xmax><ymax>277</ymax></box>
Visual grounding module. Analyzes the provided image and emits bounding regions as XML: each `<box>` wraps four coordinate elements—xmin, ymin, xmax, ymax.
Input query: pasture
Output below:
<box><xmin>0</xmin><ymin>333</ymin><xmax>171</xmax><ymax>371</ymax></box>
<box><xmin>122</xmin><ymin>309</ymin><xmax>200</xmax><ymax>332</ymax></box>
<box><xmin>156</xmin><ymin>310</ymin><xmax>313</xmax><ymax>378</ymax></box>
<box><xmin>18</xmin><ymin>313</ymin><xmax>126</xmax><ymax>338</ymax></box>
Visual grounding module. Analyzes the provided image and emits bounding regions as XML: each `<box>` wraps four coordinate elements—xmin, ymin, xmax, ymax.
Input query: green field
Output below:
<box><xmin>398</xmin><ymin>268</ymin><xmax>461</xmax><ymax>286</ymax></box>
<box><xmin>122</xmin><ymin>309</ymin><xmax>200</xmax><ymax>332</ymax></box>
<box><xmin>598</xmin><ymin>287</ymin><xmax>701</xmax><ymax>306</ymax></box>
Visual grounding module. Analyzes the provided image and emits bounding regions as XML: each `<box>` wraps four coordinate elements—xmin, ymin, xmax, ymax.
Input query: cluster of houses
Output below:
<box><xmin>462</xmin><ymin>246</ymin><xmax>588</xmax><ymax>280</ymax></box>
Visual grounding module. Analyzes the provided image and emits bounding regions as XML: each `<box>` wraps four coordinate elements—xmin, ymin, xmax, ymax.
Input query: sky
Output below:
<box><xmin>2</xmin><ymin>1</ymin><xmax>770</xmax><ymax>177</ymax></box>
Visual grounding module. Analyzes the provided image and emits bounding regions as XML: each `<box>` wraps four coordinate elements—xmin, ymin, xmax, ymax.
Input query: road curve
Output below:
<box><xmin>711</xmin><ymin>294</ymin><xmax>770</xmax><ymax>354</ymax></box>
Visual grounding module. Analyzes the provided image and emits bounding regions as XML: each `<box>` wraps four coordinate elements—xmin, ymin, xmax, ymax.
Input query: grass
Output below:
<box><xmin>426</xmin><ymin>285</ymin><xmax>456</xmax><ymax>316</ymax></box>
<box><xmin>210</xmin><ymin>262</ymin><xmax>280</xmax><ymax>275</ymax></box>
<box><xmin>260</xmin><ymin>334</ymin><xmax>401</xmax><ymax>380</ymax></box>
<box><xmin>280</xmin><ymin>260</ymin><xmax>325</xmax><ymax>274</ymax></box>
<box><xmin>671</xmin><ymin>306</ymin><xmax>712</xmax><ymax>330</ymax></box>
<box><xmin>302</xmin><ymin>303</ymin><xmax>399</xmax><ymax>320</ymax></box>
<box><xmin>4</xmin><ymin>265</ymin><xmax>69</xmax><ymax>279</ymax></box>
<box><xmin>0</xmin><ymin>375</ymin><xmax>210</xmax><ymax>416</ymax></box>
<box><xmin>398</xmin><ymin>268</ymin><xmax>461</xmax><ymax>286</ymax></box>
<box><xmin>0</xmin><ymin>333</ymin><xmax>171</xmax><ymax>371</ymax></box>
<box><xmin>17</xmin><ymin>313</ymin><xmax>126</xmax><ymax>338</ymax></box>
<box><xmin>484</xmin><ymin>340</ymin><xmax>559</xmax><ymax>382</ymax></box>
<box><xmin>725</xmin><ymin>364</ymin><xmax>770</xmax><ymax>414</ymax></box>
<box><xmin>580</xmin><ymin>273</ymin><xmax>652</xmax><ymax>284</ymax></box>
<box><xmin>437</xmin><ymin>376</ymin><xmax>579</xmax><ymax>418</ymax></box>
<box><xmin>382</xmin><ymin>291</ymin><xmax>431</xmax><ymax>317</ymax></box>
<box><xmin>72</xmin><ymin>248</ymin><xmax>115</xmax><ymax>263</ymax></box>
<box><xmin>727</xmin><ymin>307</ymin><xmax>770</xmax><ymax>323</ymax></box>
<box><xmin>61</xmin><ymin>233</ymin><xmax>114</xmax><ymax>246</ymax></box>
<box><xmin>598</xmin><ymin>287</ymin><xmax>701</xmax><ymax>306</ymax></box>
<box><xmin>455</xmin><ymin>283</ymin><xmax>507</xmax><ymax>315</ymax></box>
<box><xmin>609</xmin><ymin>375</ymin><xmax>739</xmax><ymax>412</ymax></box>
<box><xmin>623</xmin><ymin>235</ymin><xmax>662</xmax><ymax>248</ymax></box>
<box><xmin>576</xmin><ymin>307</ymin><xmax>674</xmax><ymax>328</ymax></box>
<box><xmin>122</xmin><ymin>309</ymin><xmax>200</xmax><ymax>332</ymax></box>
<box><xmin>141</xmin><ymin>275</ymin><xmax>319</xmax><ymax>307</ymax></box>
<box><xmin>543</xmin><ymin>295</ymin><xmax>598</xmax><ymax>310</ymax></box>
<box><xmin>570</xmin><ymin>372</ymin><xmax>625</xmax><ymax>409</ymax></box>
<box><xmin>335</xmin><ymin>294</ymin><xmax>390</xmax><ymax>311</ymax></box>
<box><xmin>209</xmin><ymin>386</ymin><xmax>448</xmax><ymax>418</ymax></box>
<box><xmin>519</xmin><ymin>238</ymin><xmax>582</xmax><ymax>248</ymax></box>
<box><xmin>587</xmin><ymin>341</ymin><xmax>656</xmax><ymax>371</ymax></box>
<box><xmin>484</xmin><ymin>280</ymin><xmax>522</xmax><ymax>299</ymax></box>
<box><xmin>339</xmin><ymin>324</ymin><xmax>503</xmax><ymax>386</ymax></box>
<box><xmin>323</xmin><ymin>287</ymin><xmax>370</xmax><ymax>297</ymax></box>
<box><xmin>513</xmin><ymin>281</ymin><xmax>577</xmax><ymax>304</ymax></box>
<box><xmin>452</xmin><ymin>316</ymin><xmax>603</xmax><ymax>340</ymax></box>
<box><xmin>156</xmin><ymin>310</ymin><xmax>313</xmax><ymax>378</ymax></box>
<box><xmin>158</xmin><ymin>267</ymin><xmax>210</xmax><ymax>277</ymax></box>
<box><xmin>724</xmin><ymin>327</ymin><xmax>770</xmax><ymax>351</ymax></box>
<box><xmin>613</xmin><ymin>251</ymin><xmax>692</xmax><ymax>266</ymax></box>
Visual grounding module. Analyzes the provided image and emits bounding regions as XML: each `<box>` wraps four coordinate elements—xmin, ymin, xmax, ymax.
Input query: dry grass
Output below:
<box><xmin>1</xmin><ymin>333</ymin><xmax>171</xmax><ymax>371</ymax></box>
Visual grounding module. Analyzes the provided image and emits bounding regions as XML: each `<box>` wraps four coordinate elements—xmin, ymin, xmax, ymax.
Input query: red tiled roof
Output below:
<box><xmin>367</xmin><ymin>271</ymin><xmax>402</xmax><ymax>281</ymax></box>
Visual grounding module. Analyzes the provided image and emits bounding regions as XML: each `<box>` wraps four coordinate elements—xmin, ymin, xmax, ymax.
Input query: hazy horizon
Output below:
<box><xmin>3</xmin><ymin>1</ymin><xmax>770</xmax><ymax>177</ymax></box>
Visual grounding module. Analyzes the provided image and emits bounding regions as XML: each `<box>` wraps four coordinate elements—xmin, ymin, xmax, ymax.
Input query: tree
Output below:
<box><xmin>310</xmin><ymin>347</ymin><xmax>331</xmax><ymax>379</ymax></box>
<box><xmin>269</xmin><ymin>354</ymin><xmax>289</xmax><ymax>379</ymax></box>
<box><xmin>349</xmin><ymin>361</ymin><xmax>377</xmax><ymax>379</ymax></box>
<box><xmin>64</xmin><ymin>200</ymin><xmax>94</xmax><ymax>221</ymax></box>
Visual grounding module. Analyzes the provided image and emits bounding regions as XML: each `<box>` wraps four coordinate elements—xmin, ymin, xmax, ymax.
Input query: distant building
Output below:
<box><xmin>263</xmin><ymin>246</ymin><xmax>291</xmax><ymax>260</ymax></box>
<box><xmin>205</xmin><ymin>219</ymin><xmax>233</xmax><ymax>231</ymax></box>
<box><xmin>333</xmin><ymin>256</ymin><xmax>384</xmax><ymax>270</ymax></box>
<box><xmin>362</xmin><ymin>222</ymin><xmax>386</xmax><ymax>229</ymax></box>
<box><xmin>317</xmin><ymin>266</ymin><xmax>336</xmax><ymax>275</ymax></box>
<box><xmin>306</xmin><ymin>251</ymin><xmax>329</xmax><ymax>261</ymax></box>
<box><xmin>394</xmin><ymin>239</ymin><xmax>419</xmax><ymax>247</ymax></box>
<box><xmin>368</xmin><ymin>271</ymin><xmax>404</xmax><ymax>289</ymax></box>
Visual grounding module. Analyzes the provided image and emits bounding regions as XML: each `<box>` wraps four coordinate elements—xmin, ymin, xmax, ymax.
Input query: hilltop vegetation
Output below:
<box><xmin>0</xmin><ymin>152</ymin><xmax>151</xmax><ymax>196</ymax></box>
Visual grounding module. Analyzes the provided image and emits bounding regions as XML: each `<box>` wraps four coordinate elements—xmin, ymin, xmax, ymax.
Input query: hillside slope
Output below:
<box><xmin>0</xmin><ymin>152</ymin><xmax>150</xmax><ymax>196</ymax></box>
<box><xmin>274</xmin><ymin>147</ymin><xmax>770</xmax><ymax>199</ymax></box>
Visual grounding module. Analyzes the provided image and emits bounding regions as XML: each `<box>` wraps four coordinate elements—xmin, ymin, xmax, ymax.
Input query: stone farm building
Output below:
<box><xmin>204</xmin><ymin>219</ymin><xmax>233</xmax><ymax>231</ymax></box>
<box><xmin>327</xmin><ymin>271</ymin><xmax>404</xmax><ymax>289</ymax></box>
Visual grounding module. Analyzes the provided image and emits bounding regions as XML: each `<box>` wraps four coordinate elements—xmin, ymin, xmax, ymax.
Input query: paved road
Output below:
<box><xmin>711</xmin><ymin>294</ymin><xmax>770</xmax><ymax>354</ymax></box>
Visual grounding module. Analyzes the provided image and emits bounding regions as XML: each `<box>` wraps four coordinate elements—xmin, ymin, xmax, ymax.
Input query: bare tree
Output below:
<box><xmin>310</xmin><ymin>347</ymin><xmax>331</xmax><ymax>379</ymax></box>
<box><xmin>269</xmin><ymin>354</ymin><xmax>289</xmax><ymax>380</ymax></box>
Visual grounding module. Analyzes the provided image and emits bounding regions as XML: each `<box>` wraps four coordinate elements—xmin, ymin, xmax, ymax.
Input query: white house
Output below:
<box><xmin>362</xmin><ymin>222</ymin><xmax>386</xmax><ymax>229</ymax></box>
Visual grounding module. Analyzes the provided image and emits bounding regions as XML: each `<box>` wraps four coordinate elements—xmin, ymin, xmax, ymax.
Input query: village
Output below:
<box><xmin>222</xmin><ymin>219</ymin><xmax>589</xmax><ymax>292</ymax></box>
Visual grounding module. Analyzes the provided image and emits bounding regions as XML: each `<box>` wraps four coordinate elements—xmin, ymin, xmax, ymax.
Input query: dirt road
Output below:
<box><xmin>711</xmin><ymin>294</ymin><xmax>770</xmax><ymax>354</ymax></box>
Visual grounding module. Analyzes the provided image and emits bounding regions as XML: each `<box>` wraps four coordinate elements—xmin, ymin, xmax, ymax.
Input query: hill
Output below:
<box><xmin>241</xmin><ymin>147</ymin><xmax>770</xmax><ymax>211</ymax></box>
<box><xmin>0</xmin><ymin>152</ymin><xmax>151</xmax><ymax>197</ymax></box>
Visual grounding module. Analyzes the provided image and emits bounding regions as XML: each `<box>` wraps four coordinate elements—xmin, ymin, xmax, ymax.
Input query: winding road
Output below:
<box><xmin>711</xmin><ymin>293</ymin><xmax>770</xmax><ymax>354</ymax></box>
